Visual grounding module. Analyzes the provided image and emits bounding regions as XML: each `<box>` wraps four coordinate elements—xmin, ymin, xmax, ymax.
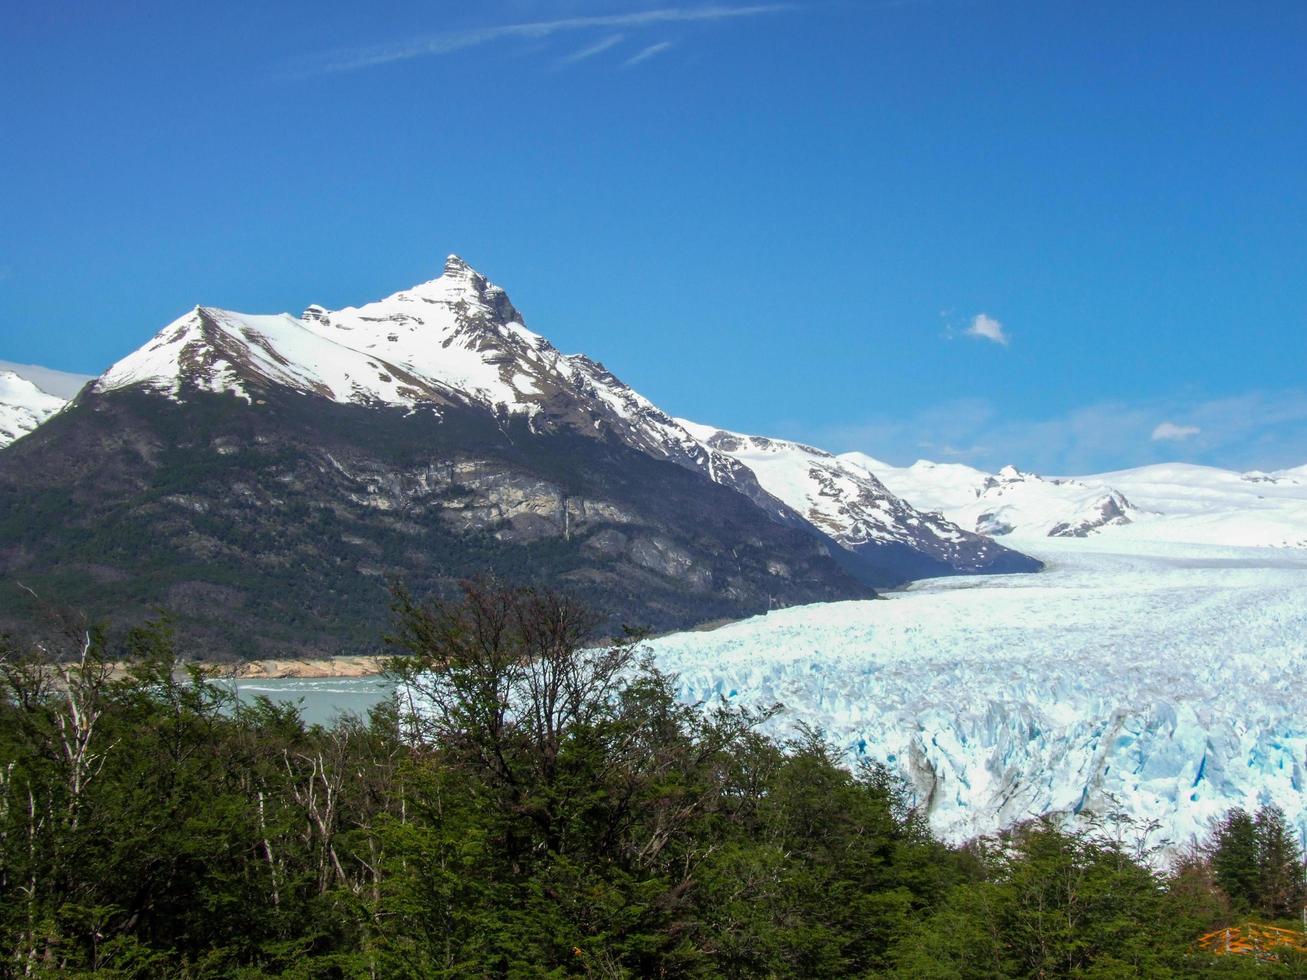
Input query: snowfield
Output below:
<box><xmin>647</xmin><ymin>535</ymin><xmax>1307</xmax><ymax>853</ymax></box>
<box><xmin>0</xmin><ymin>370</ymin><xmax>66</xmax><ymax>448</ymax></box>
<box><xmin>854</xmin><ymin>453</ymin><xmax>1307</xmax><ymax>549</ymax></box>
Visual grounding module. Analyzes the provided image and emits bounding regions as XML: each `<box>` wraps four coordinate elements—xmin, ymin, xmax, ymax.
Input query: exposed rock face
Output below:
<box><xmin>1047</xmin><ymin>491</ymin><xmax>1134</xmax><ymax>538</ymax></box>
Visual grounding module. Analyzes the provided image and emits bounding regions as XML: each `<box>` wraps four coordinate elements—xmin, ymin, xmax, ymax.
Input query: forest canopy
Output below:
<box><xmin>0</xmin><ymin>582</ymin><xmax>1303</xmax><ymax>977</ymax></box>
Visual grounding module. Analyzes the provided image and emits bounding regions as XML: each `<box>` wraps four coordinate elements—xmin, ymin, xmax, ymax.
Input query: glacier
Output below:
<box><xmin>646</xmin><ymin>534</ymin><xmax>1307</xmax><ymax>854</ymax></box>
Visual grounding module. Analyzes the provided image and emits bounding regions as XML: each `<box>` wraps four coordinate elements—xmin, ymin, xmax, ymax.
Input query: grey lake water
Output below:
<box><xmin>227</xmin><ymin>676</ymin><xmax>395</xmax><ymax>726</ymax></box>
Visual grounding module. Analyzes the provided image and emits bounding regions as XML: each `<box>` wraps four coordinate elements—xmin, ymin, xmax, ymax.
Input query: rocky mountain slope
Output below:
<box><xmin>2</xmin><ymin>381</ymin><xmax>877</xmax><ymax>657</ymax></box>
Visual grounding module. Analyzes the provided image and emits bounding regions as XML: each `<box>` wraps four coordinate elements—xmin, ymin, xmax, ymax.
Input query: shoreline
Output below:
<box><xmin>229</xmin><ymin>655</ymin><xmax>387</xmax><ymax>680</ymax></box>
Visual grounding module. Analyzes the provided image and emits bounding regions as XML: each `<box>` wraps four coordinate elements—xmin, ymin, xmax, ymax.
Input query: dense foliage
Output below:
<box><xmin>0</xmin><ymin>585</ymin><xmax>1303</xmax><ymax>977</ymax></box>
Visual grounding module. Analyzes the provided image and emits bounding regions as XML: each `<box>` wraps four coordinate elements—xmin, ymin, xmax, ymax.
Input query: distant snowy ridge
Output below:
<box><xmin>840</xmin><ymin>458</ymin><xmax>1142</xmax><ymax>539</ymax></box>
<box><xmin>0</xmin><ymin>361</ymin><xmax>94</xmax><ymax>400</ymax></box>
<box><xmin>1090</xmin><ymin>463</ymin><xmax>1307</xmax><ymax>548</ymax></box>
<box><xmin>679</xmin><ymin>421</ymin><xmax>1039</xmax><ymax>577</ymax></box>
<box><xmin>0</xmin><ymin>371</ymin><xmax>66</xmax><ymax>448</ymax></box>
<box><xmin>853</xmin><ymin>455</ymin><xmax>1307</xmax><ymax>549</ymax></box>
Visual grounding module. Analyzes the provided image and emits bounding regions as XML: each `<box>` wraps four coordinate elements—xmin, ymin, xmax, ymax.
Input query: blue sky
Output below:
<box><xmin>2</xmin><ymin>1</ymin><xmax>1305</xmax><ymax>473</ymax></box>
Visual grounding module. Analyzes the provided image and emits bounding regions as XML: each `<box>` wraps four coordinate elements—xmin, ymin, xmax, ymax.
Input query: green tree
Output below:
<box><xmin>1213</xmin><ymin>809</ymin><xmax>1262</xmax><ymax>914</ymax></box>
<box><xmin>890</xmin><ymin>819</ymin><xmax>1197</xmax><ymax>978</ymax></box>
<box><xmin>1254</xmin><ymin>804</ymin><xmax>1306</xmax><ymax>921</ymax></box>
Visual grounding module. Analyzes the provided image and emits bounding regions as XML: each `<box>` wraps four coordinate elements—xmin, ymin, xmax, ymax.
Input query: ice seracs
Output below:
<box><xmin>647</xmin><ymin>535</ymin><xmax>1307</xmax><ymax>853</ymax></box>
<box><xmin>0</xmin><ymin>370</ymin><xmax>67</xmax><ymax>447</ymax></box>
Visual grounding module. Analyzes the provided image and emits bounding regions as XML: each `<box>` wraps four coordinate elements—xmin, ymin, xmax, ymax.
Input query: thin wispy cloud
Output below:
<box><xmin>0</xmin><ymin>361</ymin><xmax>96</xmax><ymax>399</ymax></box>
<box><xmin>290</xmin><ymin>5</ymin><xmax>792</xmax><ymax>76</ymax></box>
<box><xmin>964</xmin><ymin>313</ymin><xmax>1009</xmax><ymax>346</ymax></box>
<box><xmin>623</xmin><ymin>41</ymin><xmax>675</xmax><ymax>67</ymax></box>
<box><xmin>802</xmin><ymin>389</ymin><xmax>1307</xmax><ymax>474</ymax></box>
<box><xmin>556</xmin><ymin>33</ymin><xmax>626</xmax><ymax>68</ymax></box>
<box><xmin>1151</xmin><ymin>421</ymin><xmax>1201</xmax><ymax>442</ymax></box>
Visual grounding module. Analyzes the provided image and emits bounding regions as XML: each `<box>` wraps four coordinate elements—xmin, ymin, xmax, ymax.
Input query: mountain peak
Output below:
<box><xmin>395</xmin><ymin>253</ymin><xmax>519</xmax><ymax>322</ymax></box>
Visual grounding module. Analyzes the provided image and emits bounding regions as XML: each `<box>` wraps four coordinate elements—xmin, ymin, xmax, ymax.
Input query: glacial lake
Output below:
<box><xmin>228</xmin><ymin>676</ymin><xmax>395</xmax><ymax>726</ymax></box>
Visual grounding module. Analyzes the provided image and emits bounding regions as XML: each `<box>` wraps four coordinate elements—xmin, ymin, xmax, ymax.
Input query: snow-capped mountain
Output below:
<box><xmin>98</xmin><ymin>255</ymin><xmax>697</xmax><ymax>451</ymax></box>
<box><xmin>95</xmin><ymin>256</ymin><xmax>784</xmax><ymax>518</ymax></box>
<box><xmin>4</xmin><ymin>256</ymin><xmax>936</xmax><ymax>655</ymax></box>
<box><xmin>0</xmin><ymin>370</ymin><xmax>66</xmax><ymax>448</ymax></box>
<box><xmin>849</xmin><ymin>454</ymin><xmax>1307</xmax><ymax>549</ymax></box>
<box><xmin>843</xmin><ymin>457</ymin><xmax>1140</xmax><ymax>539</ymax></box>
<box><xmin>84</xmin><ymin>255</ymin><xmax>1025</xmax><ymax>583</ymax></box>
<box><xmin>679</xmin><ymin>423</ymin><xmax>1040</xmax><ymax>579</ymax></box>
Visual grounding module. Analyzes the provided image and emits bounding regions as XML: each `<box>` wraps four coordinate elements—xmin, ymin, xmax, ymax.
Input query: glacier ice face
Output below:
<box><xmin>645</xmin><ymin>535</ymin><xmax>1307</xmax><ymax>854</ymax></box>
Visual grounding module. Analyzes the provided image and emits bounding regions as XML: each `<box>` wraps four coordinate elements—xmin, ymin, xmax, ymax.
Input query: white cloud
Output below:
<box><xmin>556</xmin><ymin>33</ymin><xmax>625</xmax><ymax>67</ymax></box>
<box><xmin>623</xmin><ymin>41</ymin><xmax>675</xmax><ymax>67</ymax></box>
<box><xmin>291</xmin><ymin>5</ymin><xmax>791</xmax><ymax>75</ymax></box>
<box><xmin>964</xmin><ymin>313</ymin><xmax>1009</xmax><ymax>346</ymax></box>
<box><xmin>1151</xmin><ymin>421</ymin><xmax>1201</xmax><ymax>442</ymax></box>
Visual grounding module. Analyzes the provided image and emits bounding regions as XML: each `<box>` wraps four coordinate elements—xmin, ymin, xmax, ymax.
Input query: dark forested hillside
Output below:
<box><xmin>0</xmin><ymin>386</ymin><xmax>871</xmax><ymax>657</ymax></box>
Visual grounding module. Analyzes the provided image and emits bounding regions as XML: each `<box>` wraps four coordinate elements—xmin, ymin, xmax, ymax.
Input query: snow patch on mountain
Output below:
<box><xmin>647</xmin><ymin>535</ymin><xmax>1307</xmax><ymax>852</ymax></box>
<box><xmin>97</xmin><ymin>306</ymin><xmax>471</xmax><ymax>409</ymax></box>
<box><xmin>0</xmin><ymin>371</ymin><xmax>66</xmax><ymax>447</ymax></box>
